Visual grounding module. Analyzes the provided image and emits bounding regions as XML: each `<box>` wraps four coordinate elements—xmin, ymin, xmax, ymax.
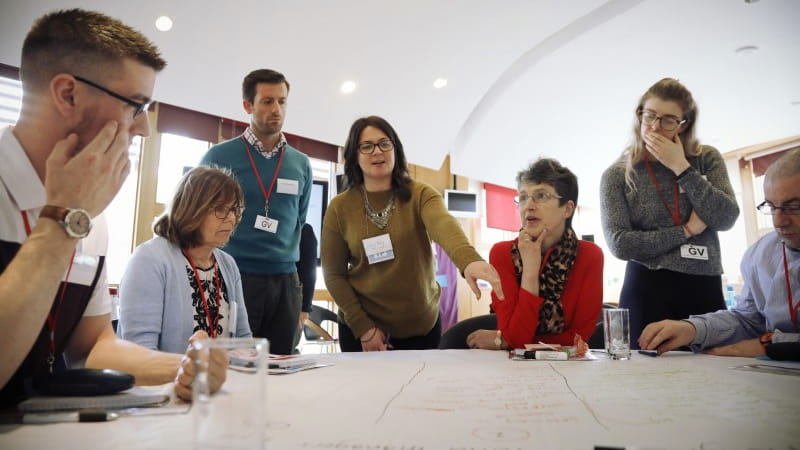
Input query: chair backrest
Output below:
<box><xmin>304</xmin><ymin>304</ymin><xmax>339</xmax><ymax>341</ymax></box>
<box><xmin>439</xmin><ymin>314</ymin><xmax>497</xmax><ymax>349</ymax></box>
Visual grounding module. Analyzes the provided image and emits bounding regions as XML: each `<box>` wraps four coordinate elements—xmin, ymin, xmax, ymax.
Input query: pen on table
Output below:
<box><xmin>0</xmin><ymin>410</ymin><xmax>119</xmax><ymax>425</ymax></box>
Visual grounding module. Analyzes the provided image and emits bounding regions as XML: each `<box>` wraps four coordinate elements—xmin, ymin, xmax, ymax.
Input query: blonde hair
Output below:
<box><xmin>621</xmin><ymin>78</ymin><xmax>702</xmax><ymax>192</ymax></box>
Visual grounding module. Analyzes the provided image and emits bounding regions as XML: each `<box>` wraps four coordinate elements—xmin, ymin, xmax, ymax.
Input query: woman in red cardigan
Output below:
<box><xmin>467</xmin><ymin>158</ymin><xmax>604</xmax><ymax>350</ymax></box>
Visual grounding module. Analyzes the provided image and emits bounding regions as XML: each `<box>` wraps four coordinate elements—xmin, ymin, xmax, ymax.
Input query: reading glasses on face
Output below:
<box><xmin>357</xmin><ymin>140</ymin><xmax>394</xmax><ymax>154</ymax></box>
<box><xmin>73</xmin><ymin>75</ymin><xmax>151</xmax><ymax>119</ymax></box>
<box><xmin>640</xmin><ymin>111</ymin><xmax>686</xmax><ymax>131</ymax></box>
<box><xmin>212</xmin><ymin>205</ymin><xmax>243</xmax><ymax>219</ymax></box>
<box><xmin>513</xmin><ymin>191</ymin><xmax>562</xmax><ymax>205</ymax></box>
<box><xmin>756</xmin><ymin>201</ymin><xmax>800</xmax><ymax>215</ymax></box>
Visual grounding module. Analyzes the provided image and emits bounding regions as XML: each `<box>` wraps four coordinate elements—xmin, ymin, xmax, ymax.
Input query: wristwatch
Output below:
<box><xmin>39</xmin><ymin>205</ymin><xmax>92</xmax><ymax>239</ymax></box>
<box><xmin>494</xmin><ymin>330</ymin><xmax>503</xmax><ymax>350</ymax></box>
<box><xmin>759</xmin><ymin>332</ymin><xmax>773</xmax><ymax>350</ymax></box>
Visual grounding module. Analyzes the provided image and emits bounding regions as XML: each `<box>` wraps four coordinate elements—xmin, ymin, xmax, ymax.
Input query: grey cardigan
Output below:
<box><xmin>599</xmin><ymin>146</ymin><xmax>739</xmax><ymax>275</ymax></box>
<box><xmin>117</xmin><ymin>236</ymin><xmax>252</xmax><ymax>354</ymax></box>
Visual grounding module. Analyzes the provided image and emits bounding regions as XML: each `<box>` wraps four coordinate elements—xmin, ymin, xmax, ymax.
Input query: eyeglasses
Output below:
<box><xmin>211</xmin><ymin>205</ymin><xmax>243</xmax><ymax>220</ymax></box>
<box><xmin>358</xmin><ymin>140</ymin><xmax>394</xmax><ymax>154</ymax></box>
<box><xmin>73</xmin><ymin>75</ymin><xmax>151</xmax><ymax>119</ymax></box>
<box><xmin>756</xmin><ymin>201</ymin><xmax>800</xmax><ymax>215</ymax></box>
<box><xmin>640</xmin><ymin>111</ymin><xmax>687</xmax><ymax>131</ymax></box>
<box><xmin>513</xmin><ymin>190</ymin><xmax>562</xmax><ymax>205</ymax></box>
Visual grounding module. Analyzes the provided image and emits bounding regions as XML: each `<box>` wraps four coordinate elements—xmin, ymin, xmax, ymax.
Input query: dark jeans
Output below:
<box><xmin>620</xmin><ymin>261</ymin><xmax>725</xmax><ymax>349</ymax></box>
<box><xmin>338</xmin><ymin>316</ymin><xmax>442</xmax><ymax>352</ymax></box>
<box><xmin>241</xmin><ymin>272</ymin><xmax>302</xmax><ymax>355</ymax></box>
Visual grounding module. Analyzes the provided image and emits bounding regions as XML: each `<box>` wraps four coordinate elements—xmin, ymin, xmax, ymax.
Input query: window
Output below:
<box><xmin>156</xmin><ymin>133</ymin><xmax>211</xmax><ymax>204</ymax></box>
<box><xmin>0</xmin><ymin>76</ymin><xmax>22</xmax><ymax>127</ymax></box>
<box><xmin>105</xmin><ymin>137</ymin><xmax>142</xmax><ymax>284</ymax></box>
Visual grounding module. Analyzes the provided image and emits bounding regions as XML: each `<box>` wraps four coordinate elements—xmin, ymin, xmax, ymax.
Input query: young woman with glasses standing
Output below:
<box><xmin>600</xmin><ymin>78</ymin><xmax>740</xmax><ymax>348</ymax></box>
<box><xmin>321</xmin><ymin>116</ymin><xmax>504</xmax><ymax>351</ymax></box>
<box><xmin>118</xmin><ymin>166</ymin><xmax>252</xmax><ymax>354</ymax></box>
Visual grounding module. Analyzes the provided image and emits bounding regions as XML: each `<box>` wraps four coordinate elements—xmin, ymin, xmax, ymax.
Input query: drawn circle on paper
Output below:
<box><xmin>471</xmin><ymin>427</ymin><xmax>529</xmax><ymax>441</ymax></box>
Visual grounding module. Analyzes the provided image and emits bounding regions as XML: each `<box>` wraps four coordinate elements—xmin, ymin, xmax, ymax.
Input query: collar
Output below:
<box><xmin>243</xmin><ymin>127</ymin><xmax>286</xmax><ymax>159</ymax></box>
<box><xmin>0</xmin><ymin>126</ymin><xmax>46</xmax><ymax>212</ymax></box>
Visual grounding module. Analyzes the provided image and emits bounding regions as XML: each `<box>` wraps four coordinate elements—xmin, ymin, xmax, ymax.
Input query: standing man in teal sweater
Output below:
<box><xmin>200</xmin><ymin>69</ymin><xmax>312</xmax><ymax>354</ymax></box>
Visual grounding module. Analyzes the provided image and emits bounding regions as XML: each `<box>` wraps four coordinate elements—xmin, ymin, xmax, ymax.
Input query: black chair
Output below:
<box><xmin>439</xmin><ymin>314</ymin><xmax>497</xmax><ymax>349</ymax></box>
<box><xmin>303</xmin><ymin>304</ymin><xmax>339</xmax><ymax>344</ymax></box>
<box><xmin>587</xmin><ymin>303</ymin><xmax>616</xmax><ymax>349</ymax></box>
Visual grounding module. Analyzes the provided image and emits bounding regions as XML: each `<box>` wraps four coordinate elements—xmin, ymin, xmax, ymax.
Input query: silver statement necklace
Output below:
<box><xmin>363</xmin><ymin>186</ymin><xmax>395</xmax><ymax>229</ymax></box>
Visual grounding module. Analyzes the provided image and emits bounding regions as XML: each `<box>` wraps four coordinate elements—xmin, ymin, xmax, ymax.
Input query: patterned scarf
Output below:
<box><xmin>510</xmin><ymin>227</ymin><xmax>578</xmax><ymax>335</ymax></box>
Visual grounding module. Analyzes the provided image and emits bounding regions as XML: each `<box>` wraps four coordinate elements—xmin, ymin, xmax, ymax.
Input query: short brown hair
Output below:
<box><xmin>153</xmin><ymin>166</ymin><xmax>244</xmax><ymax>249</ymax></box>
<box><xmin>242</xmin><ymin>69</ymin><xmax>290</xmax><ymax>103</ymax></box>
<box><xmin>517</xmin><ymin>158</ymin><xmax>578</xmax><ymax>228</ymax></box>
<box><xmin>20</xmin><ymin>8</ymin><xmax>166</xmax><ymax>91</ymax></box>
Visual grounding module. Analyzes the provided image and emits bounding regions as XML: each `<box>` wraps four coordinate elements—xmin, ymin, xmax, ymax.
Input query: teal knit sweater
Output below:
<box><xmin>200</xmin><ymin>136</ymin><xmax>312</xmax><ymax>274</ymax></box>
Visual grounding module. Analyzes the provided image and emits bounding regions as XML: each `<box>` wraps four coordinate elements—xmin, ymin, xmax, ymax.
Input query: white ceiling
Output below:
<box><xmin>2</xmin><ymin>0</ymin><xmax>799</xmax><ymax>209</ymax></box>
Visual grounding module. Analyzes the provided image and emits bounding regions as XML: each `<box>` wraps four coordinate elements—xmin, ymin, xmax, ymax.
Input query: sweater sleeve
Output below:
<box><xmin>600</xmin><ymin>162</ymin><xmax>687</xmax><ymax>261</ymax></box>
<box><xmin>216</xmin><ymin>250</ymin><xmax>252</xmax><ymax>338</ymax></box>
<box><xmin>418</xmin><ymin>183</ymin><xmax>483</xmax><ymax>271</ymax></box>
<box><xmin>678</xmin><ymin>147</ymin><xmax>739</xmax><ymax>232</ymax></box>
<box><xmin>534</xmin><ymin>242</ymin><xmax>604</xmax><ymax>345</ymax></box>
<box><xmin>490</xmin><ymin>241</ymin><xmax>543</xmax><ymax>349</ymax></box>
<box><xmin>491</xmin><ymin>241</ymin><xmax>604</xmax><ymax>348</ymax></box>
<box><xmin>320</xmin><ymin>198</ymin><xmax>375</xmax><ymax>337</ymax></box>
<box><xmin>118</xmin><ymin>242</ymin><xmax>167</xmax><ymax>351</ymax></box>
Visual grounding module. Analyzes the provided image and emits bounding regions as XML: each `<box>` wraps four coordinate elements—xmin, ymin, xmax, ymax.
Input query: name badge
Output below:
<box><xmin>276</xmin><ymin>178</ymin><xmax>299</xmax><ymax>195</ymax></box>
<box><xmin>680</xmin><ymin>244</ymin><xmax>708</xmax><ymax>260</ymax></box>
<box><xmin>362</xmin><ymin>234</ymin><xmax>395</xmax><ymax>264</ymax></box>
<box><xmin>254</xmin><ymin>215</ymin><xmax>279</xmax><ymax>234</ymax></box>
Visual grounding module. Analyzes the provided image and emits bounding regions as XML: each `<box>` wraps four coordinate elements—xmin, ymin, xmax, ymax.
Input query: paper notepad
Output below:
<box><xmin>17</xmin><ymin>392</ymin><xmax>170</xmax><ymax>412</ymax></box>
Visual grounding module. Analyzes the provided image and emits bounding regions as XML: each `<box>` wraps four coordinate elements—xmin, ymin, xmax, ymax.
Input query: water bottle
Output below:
<box><xmin>725</xmin><ymin>285</ymin><xmax>736</xmax><ymax>309</ymax></box>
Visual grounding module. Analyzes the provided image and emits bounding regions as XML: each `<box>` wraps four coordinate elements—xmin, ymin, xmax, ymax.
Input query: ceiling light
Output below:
<box><xmin>340</xmin><ymin>81</ymin><xmax>356</xmax><ymax>94</ymax></box>
<box><xmin>734</xmin><ymin>45</ymin><xmax>759</xmax><ymax>55</ymax></box>
<box><xmin>155</xmin><ymin>16</ymin><xmax>173</xmax><ymax>32</ymax></box>
<box><xmin>433</xmin><ymin>78</ymin><xmax>448</xmax><ymax>89</ymax></box>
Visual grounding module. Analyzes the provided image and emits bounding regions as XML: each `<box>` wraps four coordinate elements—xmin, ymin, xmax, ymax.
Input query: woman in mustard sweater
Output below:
<box><xmin>321</xmin><ymin>116</ymin><xmax>503</xmax><ymax>351</ymax></box>
<box><xmin>467</xmin><ymin>158</ymin><xmax>603</xmax><ymax>350</ymax></box>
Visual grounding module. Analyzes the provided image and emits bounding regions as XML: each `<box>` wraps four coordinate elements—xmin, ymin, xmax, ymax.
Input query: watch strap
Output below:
<box><xmin>39</xmin><ymin>205</ymin><xmax>69</xmax><ymax>223</ymax></box>
<box><xmin>39</xmin><ymin>205</ymin><xmax>91</xmax><ymax>238</ymax></box>
<box><xmin>759</xmin><ymin>332</ymin><xmax>773</xmax><ymax>349</ymax></box>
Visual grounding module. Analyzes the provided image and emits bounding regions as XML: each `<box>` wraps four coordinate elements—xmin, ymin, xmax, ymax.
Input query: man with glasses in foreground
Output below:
<box><xmin>640</xmin><ymin>149</ymin><xmax>800</xmax><ymax>359</ymax></box>
<box><xmin>0</xmin><ymin>9</ymin><xmax>226</xmax><ymax>407</ymax></box>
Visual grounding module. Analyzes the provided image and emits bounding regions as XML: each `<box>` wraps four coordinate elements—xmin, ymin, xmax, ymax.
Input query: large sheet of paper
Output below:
<box><xmin>1</xmin><ymin>350</ymin><xmax>798</xmax><ymax>449</ymax></box>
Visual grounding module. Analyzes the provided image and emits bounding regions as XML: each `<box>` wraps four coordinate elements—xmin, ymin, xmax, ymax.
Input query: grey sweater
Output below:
<box><xmin>600</xmin><ymin>146</ymin><xmax>739</xmax><ymax>276</ymax></box>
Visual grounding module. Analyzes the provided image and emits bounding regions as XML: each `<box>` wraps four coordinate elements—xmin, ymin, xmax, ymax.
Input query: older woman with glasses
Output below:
<box><xmin>118</xmin><ymin>166</ymin><xmax>252</xmax><ymax>354</ymax></box>
<box><xmin>467</xmin><ymin>158</ymin><xmax>604</xmax><ymax>350</ymax></box>
<box><xmin>600</xmin><ymin>78</ymin><xmax>739</xmax><ymax>348</ymax></box>
<box><xmin>321</xmin><ymin>115</ymin><xmax>503</xmax><ymax>352</ymax></box>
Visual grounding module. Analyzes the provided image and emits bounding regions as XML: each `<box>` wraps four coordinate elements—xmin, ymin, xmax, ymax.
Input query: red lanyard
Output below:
<box><xmin>21</xmin><ymin>210</ymin><xmax>76</xmax><ymax>373</ymax></box>
<box><xmin>644</xmin><ymin>158</ymin><xmax>681</xmax><ymax>226</ymax></box>
<box><xmin>182</xmin><ymin>250</ymin><xmax>223</xmax><ymax>338</ymax></box>
<box><xmin>783</xmin><ymin>243</ymin><xmax>798</xmax><ymax>330</ymax></box>
<box><xmin>241</xmin><ymin>135</ymin><xmax>285</xmax><ymax>217</ymax></box>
